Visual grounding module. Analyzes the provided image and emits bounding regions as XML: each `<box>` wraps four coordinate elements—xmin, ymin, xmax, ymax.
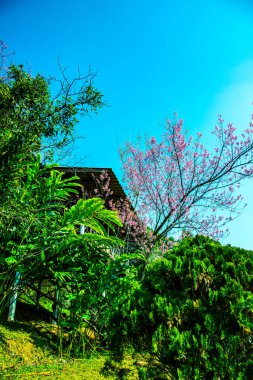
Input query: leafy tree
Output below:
<box><xmin>0</xmin><ymin>155</ymin><xmax>123</xmax><ymax>320</ymax></box>
<box><xmin>0</xmin><ymin>41</ymin><xmax>104</xmax><ymax>188</ymax></box>
<box><xmin>105</xmin><ymin>236</ymin><xmax>253</xmax><ymax>379</ymax></box>
<box><xmin>0</xmin><ymin>41</ymin><xmax>123</xmax><ymax>333</ymax></box>
<box><xmin>120</xmin><ymin>116</ymin><xmax>253</xmax><ymax>242</ymax></box>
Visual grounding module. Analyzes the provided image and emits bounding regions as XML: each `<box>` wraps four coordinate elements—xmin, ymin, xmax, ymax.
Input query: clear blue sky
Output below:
<box><xmin>1</xmin><ymin>0</ymin><xmax>253</xmax><ymax>248</ymax></box>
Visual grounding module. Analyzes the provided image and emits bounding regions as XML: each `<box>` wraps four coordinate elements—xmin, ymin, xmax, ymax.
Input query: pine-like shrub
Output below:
<box><xmin>106</xmin><ymin>236</ymin><xmax>253</xmax><ymax>379</ymax></box>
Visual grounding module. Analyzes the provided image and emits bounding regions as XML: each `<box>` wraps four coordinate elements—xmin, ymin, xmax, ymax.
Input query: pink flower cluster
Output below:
<box><xmin>120</xmin><ymin>114</ymin><xmax>253</xmax><ymax>241</ymax></box>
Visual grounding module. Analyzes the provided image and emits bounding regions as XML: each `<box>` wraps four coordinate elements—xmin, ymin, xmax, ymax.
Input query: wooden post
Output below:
<box><xmin>80</xmin><ymin>224</ymin><xmax>85</xmax><ymax>235</ymax></box>
<box><xmin>51</xmin><ymin>287</ymin><xmax>60</xmax><ymax>325</ymax></box>
<box><xmin>7</xmin><ymin>271</ymin><xmax>21</xmax><ymax>322</ymax></box>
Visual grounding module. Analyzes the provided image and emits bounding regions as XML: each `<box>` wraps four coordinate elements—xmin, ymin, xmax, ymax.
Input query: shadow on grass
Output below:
<box><xmin>0</xmin><ymin>331</ymin><xmax>6</xmax><ymax>347</ymax></box>
<box><xmin>0</xmin><ymin>301</ymin><xmax>58</xmax><ymax>354</ymax></box>
<box><xmin>0</xmin><ymin>321</ymin><xmax>58</xmax><ymax>354</ymax></box>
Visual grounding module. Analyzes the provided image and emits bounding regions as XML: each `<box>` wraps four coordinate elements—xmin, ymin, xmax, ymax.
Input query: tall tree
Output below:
<box><xmin>0</xmin><ymin>155</ymin><xmax>123</xmax><ymax>321</ymax></box>
<box><xmin>121</xmin><ymin>115</ymin><xmax>253</xmax><ymax>241</ymax></box>
<box><xmin>0</xmin><ymin>40</ymin><xmax>104</xmax><ymax>183</ymax></box>
<box><xmin>0</xmin><ymin>41</ymin><xmax>121</xmax><ymax>326</ymax></box>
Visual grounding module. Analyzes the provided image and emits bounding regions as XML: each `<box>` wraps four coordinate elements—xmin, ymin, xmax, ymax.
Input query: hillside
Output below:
<box><xmin>0</xmin><ymin>321</ymin><xmax>116</xmax><ymax>379</ymax></box>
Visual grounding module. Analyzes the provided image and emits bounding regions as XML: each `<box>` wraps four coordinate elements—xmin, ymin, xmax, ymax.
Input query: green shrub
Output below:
<box><xmin>106</xmin><ymin>236</ymin><xmax>253</xmax><ymax>379</ymax></box>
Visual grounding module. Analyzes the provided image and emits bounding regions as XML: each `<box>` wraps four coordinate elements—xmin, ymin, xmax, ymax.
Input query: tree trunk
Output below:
<box><xmin>36</xmin><ymin>280</ymin><xmax>43</xmax><ymax>310</ymax></box>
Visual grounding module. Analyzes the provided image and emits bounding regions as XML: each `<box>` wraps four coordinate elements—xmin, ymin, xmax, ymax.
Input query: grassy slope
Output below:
<box><xmin>0</xmin><ymin>322</ymin><xmax>138</xmax><ymax>379</ymax></box>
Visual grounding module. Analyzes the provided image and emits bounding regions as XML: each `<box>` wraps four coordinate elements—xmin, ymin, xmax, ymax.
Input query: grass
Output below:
<box><xmin>1</xmin><ymin>357</ymin><xmax>116</xmax><ymax>379</ymax></box>
<box><xmin>0</xmin><ymin>322</ymin><xmax>138</xmax><ymax>379</ymax></box>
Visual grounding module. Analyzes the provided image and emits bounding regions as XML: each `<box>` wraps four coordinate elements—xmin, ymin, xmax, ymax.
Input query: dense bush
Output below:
<box><xmin>105</xmin><ymin>235</ymin><xmax>253</xmax><ymax>379</ymax></box>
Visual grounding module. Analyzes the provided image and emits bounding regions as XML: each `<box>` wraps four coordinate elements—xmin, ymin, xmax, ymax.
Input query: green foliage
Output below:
<box><xmin>0</xmin><ymin>156</ymin><xmax>124</xmax><ymax>359</ymax></box>
<box><xmin>3</xmin><ymin>48</ymin><xmax>253</xmax><ymax>380</ymax></box>
<box><xmin>0</xmin><ymin>59</ymin><xmax>124</xmax><ymax>348</ymax></box>
<box><xmin>0</xmin><ymin>153</ymin><xmax>123</xmax><ymax>317</ymax></box>
<box><xmin>105</xmin><ymin>236</ymin><xmax>253</xmax><ymax>379</ymax></box>
<box><xmin>64</xmin><ymin>197</ymin><xmax>122</xmax><ymax>235</ymax></box>
<box><xmin>0</xmin><ymin>64</ymin><xmax>104</xmax><ymax>184</ymax></box>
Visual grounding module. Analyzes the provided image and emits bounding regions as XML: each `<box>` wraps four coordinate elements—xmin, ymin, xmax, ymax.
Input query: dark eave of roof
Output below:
<box><xmin>56</xmin><ymin>166</ymin><xmax>126</xmax><ymax>202</ymax></box>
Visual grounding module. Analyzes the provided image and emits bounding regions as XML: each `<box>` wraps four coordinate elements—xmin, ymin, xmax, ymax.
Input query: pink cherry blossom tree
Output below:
<box><xmin>120</xmin><ymin>114</ymin><xmax>253</xmax><ymax>242</ymax></box>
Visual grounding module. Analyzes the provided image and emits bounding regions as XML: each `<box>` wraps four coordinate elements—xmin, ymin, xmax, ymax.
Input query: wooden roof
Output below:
<box><xmin>57</xmin><ymin>166</ymin><xmax>127</xmax><ymax>203</ymax></box>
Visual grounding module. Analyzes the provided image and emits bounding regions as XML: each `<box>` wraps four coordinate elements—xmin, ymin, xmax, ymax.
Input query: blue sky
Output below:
<box><xmin>1</xmin><ymin>0</ymin><xmax>253</xmax><ymax>248</ymax></box>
